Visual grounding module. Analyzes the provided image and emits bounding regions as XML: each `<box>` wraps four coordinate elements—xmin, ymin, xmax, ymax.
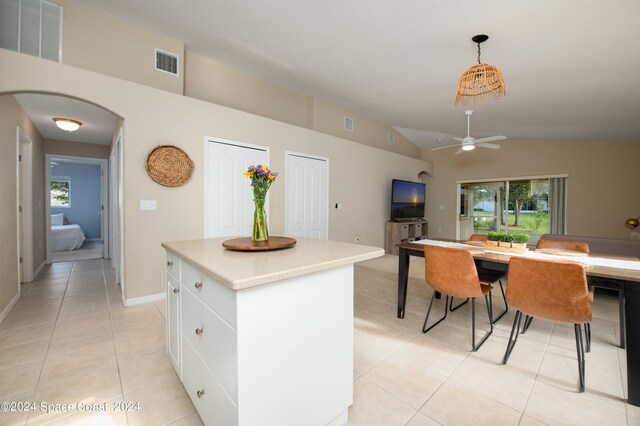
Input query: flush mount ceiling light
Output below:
<box><xmin>455</xmin><ymin>34</ymin><xmax>506</xmax><ymax>105</ymax></box>
<box><xmin>53</xmin><ymin>118</ymin><xmax>82</xmax><ymax>132</ymax></box>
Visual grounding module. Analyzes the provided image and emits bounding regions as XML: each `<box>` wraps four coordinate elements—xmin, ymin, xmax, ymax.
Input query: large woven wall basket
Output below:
<box><xmin>145</xmin><ymin>145</ymin><xmax>194</xmax><ymax>187</ymax></box>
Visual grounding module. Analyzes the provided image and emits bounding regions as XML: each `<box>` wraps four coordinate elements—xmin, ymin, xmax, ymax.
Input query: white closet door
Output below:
<box><xmin>285</xmin><ymin>153</ymin><xmax>328</xmax><ymax>240</ymax></box>
<box><xmin>204</xmin><ymin>139</ymin><xmax>268</xmax><ymax>238</ymax></box>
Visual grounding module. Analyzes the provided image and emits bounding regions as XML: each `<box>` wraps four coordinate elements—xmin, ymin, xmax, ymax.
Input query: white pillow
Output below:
<box><xmin>51</xmin><ymin>213</ymin><xmax>64</xmax><ymax>226</ymax></box>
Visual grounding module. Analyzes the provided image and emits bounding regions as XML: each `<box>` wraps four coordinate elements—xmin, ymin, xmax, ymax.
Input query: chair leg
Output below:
<box><xmin>521</xmin><ymin>314</ymin><xmax>534</xmax><ymax>334</ymax></box>
<box><xmin>449</xmin><ymin>297</ymin><xmax>469</xmax><ymax>312</ymax></box>
<box><xmin>503</xmin><ymin>311</ymin><xmax>523</xmax><ymax>364</ymax></box>
<box><xmin>423</xmin><ymin>293</ymin><xmax>449</xmax><ymax>333</ymax></box>
<box><xmin>583</xmin><ymin>323</ymin><xmax>591</xmax><ymax>353</ymax></box>
<box><xmin>619</xmin><ymin>289</ymin><xmax>625</xmax><ymax>349</ymax></box>
<box><xmin>492</xmin><ymin>280</ymin><xmax>509</xmax><ymax>324</ymax></box>
<box><xmin>471</xmin><ymin>294</ymin><xmax>494</xmax><ymax>352</ymax></box>
<box><xmin>574</xmin><ymin>324</ymin><xmax>586</xmax><ymax>392</ymax></box>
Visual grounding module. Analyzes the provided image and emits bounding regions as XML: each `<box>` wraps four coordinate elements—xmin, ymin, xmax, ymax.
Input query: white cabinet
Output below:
<box><xmin>166</xmin><ymin>252</ymin><xmax>181</xmax><ymax>374</ymax></box>
<box><xmin>166</xmin><ymin>273</ymin><xmax>181</xmax><ymax>373</ymax></box>
<box><xmin>166</xmin><ymin>255</ymin><xmax>241</xmax><ymax>425</ymax></box>
<box><xmin>164</xmin><ymin>249</ymin><xmax>356</xmax><ymax>426</ymax></box>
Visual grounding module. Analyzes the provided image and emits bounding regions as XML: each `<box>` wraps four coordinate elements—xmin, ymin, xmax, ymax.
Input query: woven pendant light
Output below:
<box><xmin>455</xmin><ymin>35</ymin><xmax>506</xmax><ymax>105</ymax></box>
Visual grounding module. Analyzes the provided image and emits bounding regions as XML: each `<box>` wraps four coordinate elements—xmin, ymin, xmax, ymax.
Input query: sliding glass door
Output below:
<box><xmin>459</xmin><ymin>181</ymin><xmax>506</xmax><ymax>241</ymax></box>
<box><xmin>458</xmin><ymin>178</ymin><xmax>552</xmax><ymax>243</ymax></box>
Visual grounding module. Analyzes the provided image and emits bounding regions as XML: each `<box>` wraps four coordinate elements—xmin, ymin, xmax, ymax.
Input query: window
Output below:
<box><xmin>50</xmin><ymin>176</ymin><xmax>70</xmax><ymax>207</ymax></box>
<box><xmin>458</xmin><ymin>177</ymin><xmax>558</xmax><ymax>241</ymax></box>
<box><xmin>0</xmin><ymin>0</ymin><xmax>63</xmax><ymax>62</ymax></box>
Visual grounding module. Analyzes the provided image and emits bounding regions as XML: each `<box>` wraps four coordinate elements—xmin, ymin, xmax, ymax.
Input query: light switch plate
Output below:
<box><xmin>140</xmin><ymin>200</ymin><xmax>157</xmax><ymax>210</ymax></box>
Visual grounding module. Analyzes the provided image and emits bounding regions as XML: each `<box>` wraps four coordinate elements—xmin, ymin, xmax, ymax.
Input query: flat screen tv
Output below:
<box><xmin>391</xmin><ymin>179</ymin><xmax>425</xmax><ymax>221</ymax></box>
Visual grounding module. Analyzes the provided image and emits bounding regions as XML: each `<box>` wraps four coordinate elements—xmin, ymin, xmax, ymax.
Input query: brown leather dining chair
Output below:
<box><xmin>423</xmin><ymin>245</ymin><xmax>496</xmax><ymax>351</ymax></box>
<box><xmin>449</xmin><ymin>234</ymin><xmax>509</xmax><ymax>323</ymax></box>
<box><xmin>536</xmin><ymin>238</ymin><xmax>626</xmax><ymax>350</ymax></box>
<box><xmin>502</xmin><ymin>257</ymin><xmax>591</xmax><ymax>392</ymax></box>
<box><xmin>522</xmin><ymin>239</ymin><xmax>592</xmax><ymax>351</ymax></box>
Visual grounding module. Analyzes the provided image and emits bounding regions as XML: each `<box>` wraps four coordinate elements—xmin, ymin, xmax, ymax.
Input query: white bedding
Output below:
<box><xmin>51</xmin><ymin>224</ymin><xmax>86</xmax><ymax>252</ymax></box>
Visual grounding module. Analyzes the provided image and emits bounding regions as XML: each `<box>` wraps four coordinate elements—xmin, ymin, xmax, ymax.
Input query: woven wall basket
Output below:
<box><xmin>145</xmin><ymin>145</ymin><xmax>194</xmax><ymax>187</ymax></box>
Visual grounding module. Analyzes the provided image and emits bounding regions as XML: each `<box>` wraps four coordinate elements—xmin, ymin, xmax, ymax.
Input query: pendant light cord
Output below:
<box><xmin>477</xmin><ymin>43</ymin><xmax>482</xmax><ymax>64</ymax></box>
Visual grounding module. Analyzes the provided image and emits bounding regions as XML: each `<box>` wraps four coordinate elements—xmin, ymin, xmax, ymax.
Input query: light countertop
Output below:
<box><xmin>162</xmin><ymin>237</ymin><xmax>384</xmax><ymax>291</ymax></box>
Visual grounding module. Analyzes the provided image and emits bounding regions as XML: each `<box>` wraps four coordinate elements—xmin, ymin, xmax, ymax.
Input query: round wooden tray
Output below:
<box><xmin>222</xmin><ymin>236</ymin><xmax>297</xmax><ymax>251</ymax></box>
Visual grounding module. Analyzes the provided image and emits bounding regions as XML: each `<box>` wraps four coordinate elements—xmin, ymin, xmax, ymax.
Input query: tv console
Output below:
<box><xmin>384</xmin><ymin>219</ymin><xmax>428</xmax><ymax>255</ymax></box>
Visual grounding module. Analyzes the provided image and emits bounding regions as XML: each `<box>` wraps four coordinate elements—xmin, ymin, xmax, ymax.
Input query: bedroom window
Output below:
<box><xmin>50</xmin><ymin>176</ymin><xmax>70</xmax><ymax>207</ymax></box>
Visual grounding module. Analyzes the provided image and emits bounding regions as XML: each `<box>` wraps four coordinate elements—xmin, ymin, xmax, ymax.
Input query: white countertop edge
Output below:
<box><xmin>162</xmin><ymin>241</ymin><xmax>384</xmax><ymax>291</ymax></box>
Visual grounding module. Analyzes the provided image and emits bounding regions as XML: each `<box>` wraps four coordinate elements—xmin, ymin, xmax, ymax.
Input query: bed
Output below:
<box><xmin>51</xmin><ymin>213</ymin><xmax>86</xmax><ymax>252</ymax></box>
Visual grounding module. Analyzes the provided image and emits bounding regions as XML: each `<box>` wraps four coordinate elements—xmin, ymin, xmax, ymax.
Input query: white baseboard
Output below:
<box><xmin>124</xmin><ymin>292</ymin><xmax>166</xmax><ymax>307</ymax></box>
<box><xmin>33</xmin><ymin>260</ymin><xmax>47</xmax><ymax>280</ymax></box>
<box><xmin>0</xmin><ymin>292</ymin><xmax>21</xmax><ymax>325</ymax></box>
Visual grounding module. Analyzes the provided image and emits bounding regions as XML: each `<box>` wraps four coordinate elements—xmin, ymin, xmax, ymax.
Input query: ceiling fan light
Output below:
<box><xmin>53</xmin><ymin>118</ymin><xmax>82</xmax><ymax>132</ymax></box>
<box><xmin>462</xmin><ymin>144</ymin><xmax>475</xmax><ymax>151</ymax></box>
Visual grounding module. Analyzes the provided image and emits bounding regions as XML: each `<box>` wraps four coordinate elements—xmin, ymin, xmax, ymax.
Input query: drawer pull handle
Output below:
<box><xmin>173</xmin><ymin>288</ymin><xmax>179</xmax><ymax>294</ymax></box>
<box><xmin>196</xmin><ymin>389</ymin><xmax>205</xmax><ymax>398</ymax></box>
<box><xmin>167</xmin><ymin>260</ymin><xmax>173</xmax><ymax>267</ymax></box>
<box><xmin>195</xmin><ymin>328</ymin><xmax>204</xmax><ymax>336</ymax></box>
<box><xmin>194</xmin><ymin>282</ymin><xmax>203</xmax><ymax>289</ymax></box>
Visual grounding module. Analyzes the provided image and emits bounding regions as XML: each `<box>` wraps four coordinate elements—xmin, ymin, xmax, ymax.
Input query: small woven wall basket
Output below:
<box><xmin>145</xmin><ymin>145</ymin><xmax>194</xmax><ymax>187</ymax></box>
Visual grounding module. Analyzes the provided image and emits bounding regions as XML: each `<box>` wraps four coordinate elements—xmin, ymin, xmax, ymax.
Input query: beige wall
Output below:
<box><xmin>422</xmin><ymin>140</ymin><xmax>640</xmax><ymax>240</ymax></box>
<box><xmin>43</xmin><ymin>3</ymin><xmax>422</xmax><ymax>159</ymax></box>
<box><xmin>309</xmin><ymin>97</ymin><xmax>422</xmax><ymax>159</ymax></box>
<box><xmin>183</xmin><ymin>53</ymin><xmax>422</xmax><ymax>159</ymax></box>
<box><xmin>44</xmin><ymin>139</ymin><xmax>110</xmax><ymax>159</ymax></box>
<box><xmin>0</xmin><ymin>95</ymin><xmax>46</xmax><ymax>316</ymax></box>
<box><xmin>185</xmin><ymin>52</ymin><xmax>308</xmax><ymax>128</ymax></box>
<box><xmin>56</xmin><ymin>0</ymin><xmax>185</xmax><ymax>95</ymax></box>
<box><xmin>1</xmin><ymin>49</ymin><xmax>430</xmax><ymax>302</ymax></box>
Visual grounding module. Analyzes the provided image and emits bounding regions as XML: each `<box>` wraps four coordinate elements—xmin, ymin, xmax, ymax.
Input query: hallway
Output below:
<box><xmin>0</xmin><ymin>259</ymin><xmax>199</xmax><ymax>425</ymax></box>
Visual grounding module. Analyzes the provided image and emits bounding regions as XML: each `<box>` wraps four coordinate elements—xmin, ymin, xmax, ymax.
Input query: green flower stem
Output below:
<box><xmin>252</xmin><ymin>189</ymin><xmax>269</xmax><ymax>242</ymax></box>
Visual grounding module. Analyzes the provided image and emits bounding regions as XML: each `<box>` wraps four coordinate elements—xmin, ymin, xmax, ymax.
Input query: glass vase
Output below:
<box><xmin>252</xmin><ymin>195</ymin><xmax>269</xmax><ymax>242</ymax></box>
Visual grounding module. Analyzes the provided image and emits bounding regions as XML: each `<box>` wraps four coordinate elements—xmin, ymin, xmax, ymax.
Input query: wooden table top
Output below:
<box><xmin>399</xmin><ymin>241</ymin><xmax>640</xmax><ymax>283</ymax></box>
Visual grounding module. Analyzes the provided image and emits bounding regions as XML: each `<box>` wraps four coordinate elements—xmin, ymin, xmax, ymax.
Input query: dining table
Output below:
<box><xmin>395</xmin><ymin>239</ymin><xmax>640</xmax><ymax>406</ymax></box>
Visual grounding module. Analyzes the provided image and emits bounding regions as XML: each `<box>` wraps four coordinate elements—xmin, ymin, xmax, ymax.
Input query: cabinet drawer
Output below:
<box><xmin>166</xmin><ymin>251</ymin><xmax>180</xmax><ymax>279</ymax></box>
<box><xmin>412</xmin><ymin>224</ymin><xmax>422</xmax><ymax>237</ymax></box>
<box><xmin>182</xmin><ymin>338</ymin><xmax>238</xmax><ymax>426</ymax></box>
<box><xmin>182</xmin><ymin>261</ymin><xmax>237</xmax><ymax>328</ymax></box>
<box><xmin>182</xmin><ymin>261</ymin><xmax>204</xmax><ymax>293</ymax></box>
<box><xmin>181</xmin><ymin>285</ymin><xmax>238</xmax><ymax>402</ymax></box>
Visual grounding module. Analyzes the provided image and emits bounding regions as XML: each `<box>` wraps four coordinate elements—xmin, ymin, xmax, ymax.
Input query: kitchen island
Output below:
<box><xmin>162</xmin><ymin>237</ymin><xmax>384</xmax><ymax>426</ymax></box>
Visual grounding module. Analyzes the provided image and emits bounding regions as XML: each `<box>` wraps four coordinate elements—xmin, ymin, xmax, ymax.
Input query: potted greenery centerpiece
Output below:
<box><xmin>487</xmin><ymin>232</ymin><xmax>500</xmax><ymax>248</ymax></box>
<box><xmin>511</xmin><ymin>233</ymin><xmax>529</xmax><ymax>251</ymax></box>
<box><xmin>498</xmin><ymin>232</ymin><xmax>512</xmax><ymax>248</ymax></box>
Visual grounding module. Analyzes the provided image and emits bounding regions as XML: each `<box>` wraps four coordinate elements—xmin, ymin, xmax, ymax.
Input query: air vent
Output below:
<box><xmin>155</xmin><ymin>48</ymin><xmax>179</xmax><ymax>76</ymax></box>
<box><xmin>0</xmin><ymin>0</ymin><xmax>63</xmax><ymax>62</ymax></box>
<box><xmin>344</xmin><ymin>116</ymin><xmax>353</xmax><ymax>132</ymax></box>
<box><xmin>388</xmin><ymin>132</ymin><xmax>396</xmax><ymax>145</ymax></box>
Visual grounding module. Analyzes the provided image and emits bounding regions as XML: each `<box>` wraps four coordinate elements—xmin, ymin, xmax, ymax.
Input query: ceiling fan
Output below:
<box><xmin>432</xmin><ymin>110</ymin><xmax>507</xmax><ymax>155</ymax></box>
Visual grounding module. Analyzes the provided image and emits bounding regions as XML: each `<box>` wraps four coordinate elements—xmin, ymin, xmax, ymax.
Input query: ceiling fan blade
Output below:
<box><xmin>454</xmin><ymin>148</ymin><xmax>465</xmax><ymax>155</ymax></box>
<box><xmin>452</xmin><ymin>137</ymin><xmax>464</xmax><ymax>142</ymax></box>
<box><xmin>474</xmin><ymin>135</ymin><xmax>507</xmax><ymax>143</ymax></box>
<box><xmin>477</xmin><ymin>143</ymin><xmax>502</xmax><ymax>149</ymax></box>
<box><xmin>431</xmin><ymin>144</ymin><xmax>459</xmax><ymax>151</ymax></box>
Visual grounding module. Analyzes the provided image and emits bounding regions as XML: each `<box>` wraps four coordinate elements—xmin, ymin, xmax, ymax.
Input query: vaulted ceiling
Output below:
<box><xmin>37</xmin><ymin>1</ymin><xmax>640</xmax><ymax>148</ymax></box>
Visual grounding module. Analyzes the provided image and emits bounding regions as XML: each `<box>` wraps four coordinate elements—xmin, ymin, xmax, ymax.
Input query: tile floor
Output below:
<box><xmin>0</xmin><ymin>255</ymin><xmax>638</xmax><ymax>425</ymax></box>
